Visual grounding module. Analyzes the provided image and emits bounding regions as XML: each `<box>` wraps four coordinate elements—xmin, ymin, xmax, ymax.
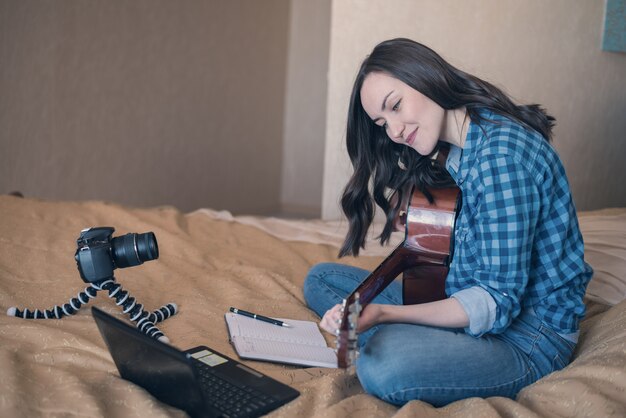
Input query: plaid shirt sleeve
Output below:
<box><xmin>461</xmin><ymin>153</ymin><xmax>541</xmax><ymax>335</ymax></box>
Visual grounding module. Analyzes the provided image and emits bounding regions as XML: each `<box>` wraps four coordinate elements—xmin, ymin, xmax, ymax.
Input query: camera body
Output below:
<box><xmin>74</xmin><ymin>227</ymin><xmax>159</xmax><ymax>283</ymax></box>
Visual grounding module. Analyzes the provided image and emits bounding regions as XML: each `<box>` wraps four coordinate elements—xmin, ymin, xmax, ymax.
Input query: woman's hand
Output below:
<box><xmin>319</xmin><ymin>303</ymin><xmax>385</xmax><ymax>335</ymax></box>
<box><xmin>357</xmin><ymin>304</ymin><xmax>383</xmax><ymax>332</ymax></box>
<box><xmin>319</xmin><ymin>303</ymin><xmax>343</xmax><ymax>334</ymax></box>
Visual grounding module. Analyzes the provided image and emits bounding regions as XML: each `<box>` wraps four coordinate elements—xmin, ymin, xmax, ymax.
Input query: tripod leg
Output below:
<box><xmin>97</xmin><ymin>279</ymin><xmax>172</xmax><ymax>343</ymax></box>
<box><xmin>7</xmin><ymin>284</ymin><xmax>100</xmax><ymax>319</ymax></box>
<box><xmin>147</xmin><ymin>303</ymin><xmax>178</xmax><ymax>324</ymax></box>
<box><xmin>6</xmin><ymin>279</ymin><xmax>177</xmax><ymax>344</ymax></box>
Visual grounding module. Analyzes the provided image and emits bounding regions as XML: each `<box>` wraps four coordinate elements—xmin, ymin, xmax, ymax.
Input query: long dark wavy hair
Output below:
<box><xmin>339</xmin><ymin>38</ymin><xmax>555</xmax><ymax>257</ymax></box>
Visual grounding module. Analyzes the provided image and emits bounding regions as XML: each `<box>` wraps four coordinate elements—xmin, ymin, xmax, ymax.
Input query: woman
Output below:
<box><xmin>303</xmin><ymin>38</ymin><xmax>593</xmax><ymax>406</ymax></box>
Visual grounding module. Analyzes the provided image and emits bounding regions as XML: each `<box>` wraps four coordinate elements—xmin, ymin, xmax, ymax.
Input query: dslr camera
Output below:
<box><xmin>74</xmin><ymin>227</ymin><xmax>159</xmax><ymax>283</ymax></box>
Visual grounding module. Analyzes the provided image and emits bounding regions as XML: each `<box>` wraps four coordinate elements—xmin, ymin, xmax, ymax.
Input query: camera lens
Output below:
<box><xmin>111</xmin><ymin>232</ymin><xmax>159</xmax><ymax>268</ymax></box>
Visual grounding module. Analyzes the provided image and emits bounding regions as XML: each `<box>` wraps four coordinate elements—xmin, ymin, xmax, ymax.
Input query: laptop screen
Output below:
<box><xmin>92</xmin><ymin>307</ymin><xmax>206</xmax><ymax>416</ymax></box>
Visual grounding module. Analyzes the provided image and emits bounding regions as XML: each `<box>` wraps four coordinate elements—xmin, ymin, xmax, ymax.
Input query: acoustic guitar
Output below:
<box><xmin>335</xmin><ymin>185</ymin><xmax>461</xmax><ymax>369</ymax></box>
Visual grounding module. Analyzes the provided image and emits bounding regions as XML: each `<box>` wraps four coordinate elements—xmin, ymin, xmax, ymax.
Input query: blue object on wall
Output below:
<box><xmin>602</xmin><ymin>0</ymin><xmax>626</xmax><ymax>52</ymax></box>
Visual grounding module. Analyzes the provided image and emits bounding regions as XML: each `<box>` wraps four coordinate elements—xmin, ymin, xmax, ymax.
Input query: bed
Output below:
<box><xmin>1</xmin><ymin>194</ymin><xmax>625</xmax><ymax>417</ymax></box>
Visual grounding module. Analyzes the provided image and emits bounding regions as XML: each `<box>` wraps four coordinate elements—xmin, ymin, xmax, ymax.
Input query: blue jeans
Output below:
<box><xmin>303</xmin><ymin>263</ymin><xmax>576</xmax><ymax>406</ymax></box>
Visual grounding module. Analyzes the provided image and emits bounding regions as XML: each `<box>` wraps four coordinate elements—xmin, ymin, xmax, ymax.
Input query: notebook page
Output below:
<box><xmin>233</xmin><ymin>336</ymin><xmax>337</xmax><ymax>368</ymax></box>
<box><xmin>225</xmin><ymin>313</ymin><xmax>327</xmax><ymax>347</ymax></box>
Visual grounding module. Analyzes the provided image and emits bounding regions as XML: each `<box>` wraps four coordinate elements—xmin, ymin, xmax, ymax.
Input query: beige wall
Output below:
<box><xmin>280</xmin><ymin>0</ymin><xmax>331</xmax><ymax>217</ymax></box>
<box><xmin>2</xmin><ymin>1</ymin><xmax>624</xmax><ymax>219</ymax></box>
<box><xmin>0</xmin><ymin>0</ymin><xmax>290</xmax><ymax>215</ymax></box>
<box><xmin>322</xmin><ymin>0</ymin><xmax>626</xmax><ymax>219</ymax></box>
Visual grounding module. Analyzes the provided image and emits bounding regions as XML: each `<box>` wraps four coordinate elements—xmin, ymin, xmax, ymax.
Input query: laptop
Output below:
<box><xmin>92</xmin><ymin>307</ymin><xmax>300</xmax><ymax>418</ymax></box>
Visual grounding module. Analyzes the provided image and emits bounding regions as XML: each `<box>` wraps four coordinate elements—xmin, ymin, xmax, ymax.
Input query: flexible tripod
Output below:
<box><xmin>7</xmin><ymin>274</ymin><xmax>177</xmax><ymax>342</ymax></box>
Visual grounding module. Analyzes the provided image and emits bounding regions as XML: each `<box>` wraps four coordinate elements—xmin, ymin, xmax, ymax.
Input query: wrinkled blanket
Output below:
<box><xmin>1</xmin><ymin>196</ymin><xmax>625</xmax><ymax>417</ymax></box>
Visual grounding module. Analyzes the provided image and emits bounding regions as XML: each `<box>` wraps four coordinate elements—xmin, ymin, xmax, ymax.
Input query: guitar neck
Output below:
<box><xmin>344</xmin><ymin>243</ymin><xmax>416</xmax><ymax>308</ymax></box>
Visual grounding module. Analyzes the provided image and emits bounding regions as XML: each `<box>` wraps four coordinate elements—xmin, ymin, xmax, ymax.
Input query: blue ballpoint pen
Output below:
<box><xmin>229</xmin><ymin>307</ymin><xmax>291</xmax><ymax>327</ymax></box>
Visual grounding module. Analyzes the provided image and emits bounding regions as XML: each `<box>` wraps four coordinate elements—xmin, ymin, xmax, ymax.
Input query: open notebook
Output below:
<box><xmin>224</xmin><ymin>312</ymin><xmax>337</xmax><ymax>368</ymax></box>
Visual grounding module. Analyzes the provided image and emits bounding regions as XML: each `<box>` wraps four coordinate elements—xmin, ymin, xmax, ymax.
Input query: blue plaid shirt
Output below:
<box><xmin>446</xmin><ymin>110</ymin><xmax>593</xmax><ymax>339</ymax></box>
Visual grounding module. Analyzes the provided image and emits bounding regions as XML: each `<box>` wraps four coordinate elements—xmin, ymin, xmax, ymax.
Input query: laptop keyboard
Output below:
<box><xmin>195</xmin><ymin>362</ymin><xmax>277</xmax><ymax>417</ymax></box>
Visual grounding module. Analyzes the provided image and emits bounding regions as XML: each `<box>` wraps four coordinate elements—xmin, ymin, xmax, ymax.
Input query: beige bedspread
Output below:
<box><xmin>1</xmin><ymin>196</ymin><xmax>625</xmax><ymax>417</ymax></box>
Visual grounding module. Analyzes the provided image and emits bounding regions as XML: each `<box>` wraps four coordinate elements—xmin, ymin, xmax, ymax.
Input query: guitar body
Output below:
<box><xmin>401</xmin><ymin>186</ymin><xmax>460</xmax><ymax>305</ymax></box>
<box><xmin>336</xmin><ymin>185</ymin><xmax>461</xmax><ymax>368</ymax></box>
<box><xmin>402</xmin><ymin>265</ymin><xmax>448</xmax><ymax>305</ymax></box>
